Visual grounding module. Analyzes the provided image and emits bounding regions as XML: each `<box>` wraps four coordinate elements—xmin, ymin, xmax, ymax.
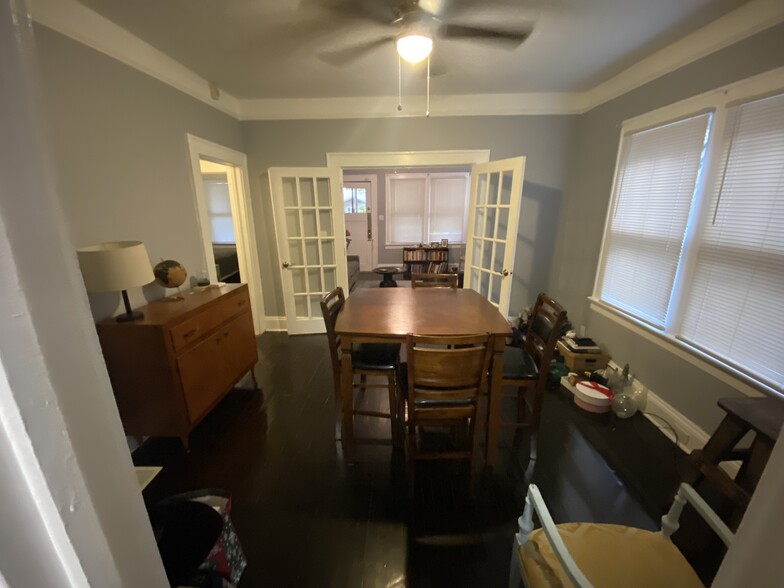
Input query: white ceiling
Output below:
<box><xmin>72</xmin><ymin>0</ymin><xmax>749</xmax><ymax>100</ymax></box>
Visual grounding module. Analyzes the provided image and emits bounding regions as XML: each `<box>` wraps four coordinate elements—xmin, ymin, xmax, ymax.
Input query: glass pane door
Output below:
<box><xmin>464</xmin><ymin>157</ymin><xmax>526</xmax><ymax>317</ymax></box>
<box><xmin>269</xmin><ymin>168</ymin><xmax>347</xmax><ymax>334</ymax></box>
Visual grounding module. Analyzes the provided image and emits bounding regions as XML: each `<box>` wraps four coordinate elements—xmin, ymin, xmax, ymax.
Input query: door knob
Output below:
<box><xmin>282</xmin><ymin>261</ymin><xmax>290</xmax><ymax>269</ymax></box>
<box><xmin>502</xmin><ymin>269</ymin><xmax>510</xmax><ymax>277</ymax></box>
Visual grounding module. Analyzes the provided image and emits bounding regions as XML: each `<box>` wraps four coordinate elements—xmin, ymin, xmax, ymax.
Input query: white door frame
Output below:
<box><xmin>326</xmin><ymin>150</ymin><xmax>491</xmax><ymax>169</ymax></box>
<box><xmin>186</xmin><ymin>134</ymin><xmax>266</xmax><ymax>335</ymax></box>
<box><xmin>343</xmin><ymin>173</ymin><xmax>378</xmax><ymax>269</ymax></box>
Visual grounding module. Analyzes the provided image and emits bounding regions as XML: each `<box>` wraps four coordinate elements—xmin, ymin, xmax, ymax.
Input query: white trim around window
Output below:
<box><xmin>592</xmin><ymin>66</ymin><xmax>784</xmax><ymax>397</ymax></box>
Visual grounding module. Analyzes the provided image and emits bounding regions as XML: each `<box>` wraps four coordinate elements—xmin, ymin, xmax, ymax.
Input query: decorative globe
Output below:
<box><xmin>153</xmin><ymin>260</ymin><xmax>187</xmax><ymax>289</ymax></box>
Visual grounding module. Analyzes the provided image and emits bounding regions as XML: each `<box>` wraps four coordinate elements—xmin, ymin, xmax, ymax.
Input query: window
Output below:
<box><xmin>343</xmin><ymin>184</ymin><xmax>367</xmax><ymax>213</ymax></box>
<box><xmin>595</xmin><ymin>80</ymin><xmax>784</xmax><ymax>394</ymax></box>
<box><xmin>386</xmin><ymin>172</ymin><xmax>469</xmax><ymax>245</ymax></box>
<box><xmin>202</xmin><ymin>175</ymin><xmax>235</xmax><ymax>244</ymax></box>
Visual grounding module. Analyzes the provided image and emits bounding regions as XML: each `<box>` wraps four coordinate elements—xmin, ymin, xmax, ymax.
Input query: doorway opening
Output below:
<box><xmin>342</xmin><ymin>166</ymin><xmax>470</xmax><ymax>276</ymax></box>
<box><xmin>199</xmin><ymin>160</ymin><xmax>242</xmax><ymax>283</ymax></box>
<box><xmin>187</xmin><ymin>134</ymin><xmax>265</xmax><ymax>334</ymax></box>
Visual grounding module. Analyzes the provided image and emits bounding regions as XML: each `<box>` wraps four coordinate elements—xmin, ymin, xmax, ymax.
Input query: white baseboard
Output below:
<box><xmin>642</xmin><ymin>389</ymin><xmax>710</xmax><ymax>454</ymax></box>
<box><xmin>606</xmin><ymin>361</ymin><xmax>739</xmax><ymax>477</ymax></box>
<box><xmin>265</xmin><ymin>316</ymin><xmax>287</xmax><ymax>331</ymax></box>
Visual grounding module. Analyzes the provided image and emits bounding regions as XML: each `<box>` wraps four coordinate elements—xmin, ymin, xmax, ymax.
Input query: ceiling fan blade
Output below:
<box><xmin>318</xmin><ymin>36</ymin><xmax>395</xmax><ymax>66</ymax></box>
<box><xmin>440</xmin><ymin>23</ymin><xmax>531</xmax><ymax>46</ymax></box>
<box><xmin>298</xmin><ymin>0</ymin><xmax>397</xmax><ymax>25</ymax></box>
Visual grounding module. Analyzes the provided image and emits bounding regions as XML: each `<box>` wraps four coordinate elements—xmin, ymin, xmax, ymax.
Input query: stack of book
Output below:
<box><xmin>561</xmin><ymin>336</ymin><xmax>602</xmax><ymax>354</ymax></box>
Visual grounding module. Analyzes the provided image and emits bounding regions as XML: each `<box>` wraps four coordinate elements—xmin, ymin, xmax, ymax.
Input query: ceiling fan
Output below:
<box><xmin>307</xmin><ymin>0</ymin><xmax>534</xmax><ymax>67</ymax></box>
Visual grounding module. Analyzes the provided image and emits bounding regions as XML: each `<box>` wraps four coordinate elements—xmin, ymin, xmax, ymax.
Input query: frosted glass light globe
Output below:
<box><xmin>396</xmin><ymin>34</ymin><xmax>433</xmax><ymax>64</ymax></box>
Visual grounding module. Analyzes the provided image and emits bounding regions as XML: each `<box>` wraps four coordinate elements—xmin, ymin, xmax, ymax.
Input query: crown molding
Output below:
<box><xmin>29</xmin><ymin>0</ymin><xmax>784</xmax><ymax>122</ymax></box>
<box><xmin>29</xmin><ymin>0</ymin><xmax>241</xmax><ymax>119</ymax></box>
<box><xmin>237</xmin><ymin>93</ymin><xmax>582</xmax><ymax>120</ymax></box>
<box><xmin>577</xmin><ymin>0</ymin><xmax>784</xmax><ymax>112</ymax></box>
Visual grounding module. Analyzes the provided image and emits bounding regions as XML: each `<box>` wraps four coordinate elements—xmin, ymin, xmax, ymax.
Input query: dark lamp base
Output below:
<box><xmin>117</xmin><ymin>289</ymin><xmax>144</xmax><ymax>322</ymax></box>
<box><xmin>117</xmin><ymin>310</ymin><xmax>144</xmax><ymax>323</ymax></box>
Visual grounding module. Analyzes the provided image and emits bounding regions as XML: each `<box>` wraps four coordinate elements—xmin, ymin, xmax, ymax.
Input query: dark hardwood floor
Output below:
<box><xmin>135</xmin><ymin>330</ymin><xmax>721</xmax><ymax>587</ymax></box>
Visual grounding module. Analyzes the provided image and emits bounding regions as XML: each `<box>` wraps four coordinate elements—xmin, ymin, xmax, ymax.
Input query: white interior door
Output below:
<box><xmin>343</xmin><ymin>175</ymin><xmax>377</xmax><ymax>270</ymax></box>
<box><xmin>464</xmin><ymin>157</ymin><xmax>526</xmax><ymax>317</ymax></box>
<box><xmin>269</xmin><ymin>167</ymin><xmax>348</xmax><ymax>335</ymax></box>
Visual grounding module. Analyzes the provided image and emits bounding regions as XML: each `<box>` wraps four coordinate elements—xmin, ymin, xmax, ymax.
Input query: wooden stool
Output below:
<box><xmin>686</xmin><ymin>397</ymin><xmax>784</xmax><ymax>511</ymax></box>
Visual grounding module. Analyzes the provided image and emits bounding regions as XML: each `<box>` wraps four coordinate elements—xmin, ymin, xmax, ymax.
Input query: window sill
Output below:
<box><xmin>588</xmin><ymin>297</ymin><xmax>777</xmax><ymax>399</ymax></box>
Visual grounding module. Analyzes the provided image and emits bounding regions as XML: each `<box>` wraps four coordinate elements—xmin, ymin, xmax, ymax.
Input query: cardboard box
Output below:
<box><xmin>557</xmin><ymin>341</ymin><xmax>610</xmax><ymax>373</ymax></box>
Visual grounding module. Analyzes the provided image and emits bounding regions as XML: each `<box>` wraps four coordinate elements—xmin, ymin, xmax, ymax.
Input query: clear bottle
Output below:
<box><xmin>196</xmin><ymin>269</ymin><xmax>210</xmax><ymax>287</ymax></box>
<box><xmin>610</xmin><ymin>363</ymin><xmax>637</xmax><ymax>419</ymax></box>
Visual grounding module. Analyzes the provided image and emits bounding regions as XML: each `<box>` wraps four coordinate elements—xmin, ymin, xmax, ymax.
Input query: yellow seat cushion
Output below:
<box><xmin>518</xmin><ymin>523</ymin><xmax>703</xmax><ymax>588</ymax></box>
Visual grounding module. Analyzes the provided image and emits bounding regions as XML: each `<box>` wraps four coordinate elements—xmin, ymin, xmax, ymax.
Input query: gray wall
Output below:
<box><xmin>33</xmin><ymin>25</ymin><xmax>245</xmax><ymax>320</ymax></box>
<box><xmin>242</xmin><ymin>116</ymin><xmax>576</xmax><ymax>317</ymax></box>
<box><xmin>549</xmin><ymin>23</ymin><xmax>784</xmax><ymax>432</ymax></box>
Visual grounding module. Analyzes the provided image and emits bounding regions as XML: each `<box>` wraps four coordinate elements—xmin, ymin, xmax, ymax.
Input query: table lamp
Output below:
<box><xmin>77</xmin><ymin>241</ymin><xmax>154</xmax><ymax>322</ymax></box>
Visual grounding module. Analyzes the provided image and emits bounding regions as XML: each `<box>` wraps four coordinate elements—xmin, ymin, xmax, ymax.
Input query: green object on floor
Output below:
<box><xmin>547</xmin><ymin>362</ymin><xmax>569</xmax><ymax>391</ymax></box>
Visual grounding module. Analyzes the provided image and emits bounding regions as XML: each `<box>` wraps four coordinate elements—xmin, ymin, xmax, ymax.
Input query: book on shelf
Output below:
<box><xmin>561</xmin><ymin>336</ymin><xmax>602</xmax><ymax>353</ymax></box>
<box><xmin>426</xmin><ymin>262</ymin><xmax>448</xmax><ymax>273</ymax></box>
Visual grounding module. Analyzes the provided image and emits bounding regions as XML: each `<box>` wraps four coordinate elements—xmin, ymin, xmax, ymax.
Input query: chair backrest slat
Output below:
<box><xmin>411</xmin><ymin>273</ymin><xmax>458</xmax><ymax>289</ymax></box>
<box><xmin>406</xmin><ymin>334</ymin><xmax>493</xmax><ymax>422</ymax></box>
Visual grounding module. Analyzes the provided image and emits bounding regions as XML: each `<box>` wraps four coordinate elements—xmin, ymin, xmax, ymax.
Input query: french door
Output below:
<box><xmin>269</xmin><ymin>167</ymin><xmax>348</xmax><ymax>334</ymax></box>
<box><xmin>464</xmin><ymin>157</ymin><xmax>526</xmax><ymax>317</ymax></box>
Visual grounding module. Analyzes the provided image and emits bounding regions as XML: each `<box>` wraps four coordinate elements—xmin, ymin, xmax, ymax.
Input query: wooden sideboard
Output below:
<box><xmin>97</xmin><ymin>284</ymin><xmax>258</xmax><ymax>448</ymax></box>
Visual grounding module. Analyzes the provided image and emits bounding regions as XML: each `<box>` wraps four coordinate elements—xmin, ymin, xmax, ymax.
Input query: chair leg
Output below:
<box><xmin>469</xmin><ymin>414</ymin><xmax>482</xmax><ymax>490</ymax></box>
<box><xmin>530</xmin><ymin>386</ymin><xmax>545</xmax><ymax>429</ymax></box>
<box><xmin>517</xmin><ymin>386</ymin><xmax>527</xmax><ymax>424</ymax></box>
<box><xmin>407</xmin><ymin>424</ymin><xmax>416</xmax><ymax>498</ymax></box>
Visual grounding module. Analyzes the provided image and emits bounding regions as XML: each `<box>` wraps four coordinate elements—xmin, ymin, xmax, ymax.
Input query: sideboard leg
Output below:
<box><xmin>250</xmin><ymin>368</ymin><xmax>260</xmax><ymax>391</ymax></box>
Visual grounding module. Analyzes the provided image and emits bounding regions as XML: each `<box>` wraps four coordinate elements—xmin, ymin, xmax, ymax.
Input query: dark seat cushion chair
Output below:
<box><xmin>502</xmin><ymin>346</ymin><xmax>538</xmax><ymax>380</ymax></box>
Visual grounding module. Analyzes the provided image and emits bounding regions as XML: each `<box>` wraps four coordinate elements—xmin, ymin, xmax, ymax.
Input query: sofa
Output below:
<box><xmin>347</xmin><ymin>255</ymin><xmax>360</xmax><ymax>291</ymax></box>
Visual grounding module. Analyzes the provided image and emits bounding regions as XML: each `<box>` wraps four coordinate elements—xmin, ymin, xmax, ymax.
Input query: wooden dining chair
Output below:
<box><xmin>320</xmin><ymin>287</ymin><xmax>402</xmax><ymax>445</ymax></box>
<box><xmin>404</xmin><ymin>333</ymin><xmax>494</xmax><ymax>491</ymax></box>
<box><xmin>499</xmin><ymin>293</ymin><xmax>567</xmax><ymax>430</ymax></box>
<box><xmin>410</xmin><ymin>273</ymin><xmax>459</xmax><ymax>289</ymax></box>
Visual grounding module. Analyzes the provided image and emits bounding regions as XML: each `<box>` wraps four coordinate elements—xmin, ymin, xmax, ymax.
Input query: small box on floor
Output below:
<box><xmin>557</xmin><ymin>341</ymin><xmax>610</xmax><ymax>372</ymax></box>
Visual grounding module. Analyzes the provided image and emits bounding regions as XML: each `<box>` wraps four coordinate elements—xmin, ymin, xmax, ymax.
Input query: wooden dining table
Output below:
<box><xmin>334</xmin><ymin>287</ymin><xmax>511</xmax><ymax>466</ymax></box>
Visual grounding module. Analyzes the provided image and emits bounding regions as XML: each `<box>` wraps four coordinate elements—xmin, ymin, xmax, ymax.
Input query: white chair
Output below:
<box><xmin>509</xmin><ymin>483</ymin><xmax>734</xmax><ymax>588</ymax></box>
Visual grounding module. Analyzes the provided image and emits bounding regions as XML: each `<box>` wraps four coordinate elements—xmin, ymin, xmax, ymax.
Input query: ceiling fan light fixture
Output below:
<box><xmin>396</xmin><ymin>34</ymin><xmax>433</xmax><ymax>64</ymax></box>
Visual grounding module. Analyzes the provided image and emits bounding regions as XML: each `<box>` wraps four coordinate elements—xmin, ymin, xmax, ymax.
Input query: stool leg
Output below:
<box><xmin>387</xmin><ymin>371</ymin><xmax>401</xmax><ymax>447</ymax></box>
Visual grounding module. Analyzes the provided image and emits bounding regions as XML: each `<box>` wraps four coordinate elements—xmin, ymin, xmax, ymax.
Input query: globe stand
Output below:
<box><xmin>116</xmin><ymin>289</ymin><xmax>144</xmax><ymax>322</ymax></box>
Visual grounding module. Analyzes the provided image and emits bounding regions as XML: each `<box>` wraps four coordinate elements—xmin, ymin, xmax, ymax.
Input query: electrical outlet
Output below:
<box><xmin>578</xmin><ymin>325</ymin><xmax>586</xmax><ymax>338</ymax></box>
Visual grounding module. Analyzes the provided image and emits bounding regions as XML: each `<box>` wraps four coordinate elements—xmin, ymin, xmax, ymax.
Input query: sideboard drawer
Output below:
<box><xmin>170</xmin><ymin>289</ymin><xmax>250</xmax><ymax>352</ymax></box>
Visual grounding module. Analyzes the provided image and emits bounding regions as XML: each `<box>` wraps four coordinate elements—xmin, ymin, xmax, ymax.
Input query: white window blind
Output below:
<box><xmin>599</xmin><ymin>113</ymin><xmax>711</xmax><ymax>327</ymax></box>
<box><xmin>386</xmin><ymin>172</ymin><xmax>469</xmax><ymax>245</ymax></box>
<box><xmin>388</xmin><ymin>176</ymin><xmax>426</xmax><ymax>244</ymax></box>
<box><xmin>428</xmin><ymin>176</ymin><xmax>468</xmax><ymax>243</ymax></box>
<box><xmin>680</xmin><ymin>93</ymin><xmax>784</xmax><ymax>390</ymax></box>
<box><xmin>203</xmin><ymin>176</ymin><xmax>236</xmax><ymax>244</ymax></box>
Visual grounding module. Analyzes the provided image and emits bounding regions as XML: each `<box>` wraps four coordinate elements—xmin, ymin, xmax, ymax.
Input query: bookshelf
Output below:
<box><xmin>402</xmin><ymin>246</ymin><xmax>449</xmax><ymax>278</ymax></box>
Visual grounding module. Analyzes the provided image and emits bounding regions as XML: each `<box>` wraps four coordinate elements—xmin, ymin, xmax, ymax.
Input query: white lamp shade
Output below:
<box><xmin>77</xmin><ymin>241</ymin><xmax>154</xmax><ymax>292</ymax></box>
<box><xmin>396</xmin><ymin>34</ymin><xmax>433</xmax><ymax>64</ymax></box>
